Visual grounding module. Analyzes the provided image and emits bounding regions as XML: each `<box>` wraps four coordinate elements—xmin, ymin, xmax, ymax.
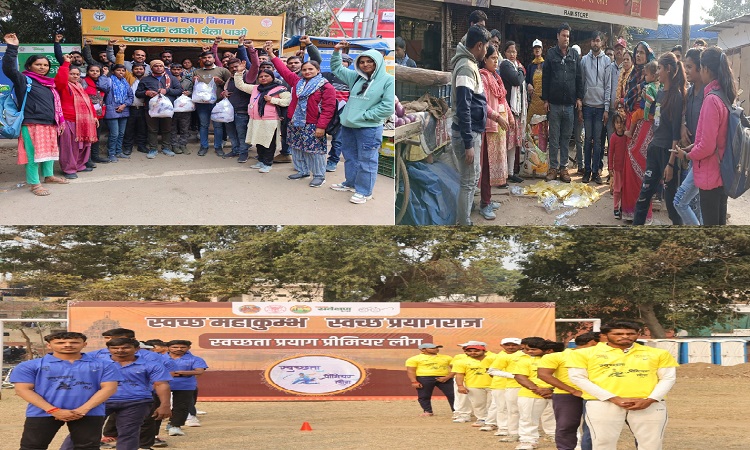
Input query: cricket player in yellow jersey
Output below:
<box><xmin>405</xmin><ymin>343</ymin><xmax>455</xmax><ymax>417</ymax></box>
<box><xmin>483</xmin><ymin>338</ymin><xmax>522</xmax><ymax>434</ymax></box>
<box><xmin>452</xmin><ymin>343</ymin><xmax>496</xmax><ymax>427</ymax></box>
<box><xmin>451</xmin><ymin>340</ymin><xmax>492</xmax><ymax>423</ymax></box>
<box><xmin>567</xmin><ymin>321</ymin><xmax>678</xmax><ymax>450</ymax></box>
<box><xmin>537</xmin><ymin>332</ymin><xmax>599</xmax><ymax>450</ymax></box>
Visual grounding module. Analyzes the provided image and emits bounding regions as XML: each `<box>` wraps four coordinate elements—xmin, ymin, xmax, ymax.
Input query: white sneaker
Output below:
<box><xmin>452</xmin><ymin>417</ymin><xmax>472</xmax><ymax>423</ymax></box>
<box><xmin>499</xmin><ymin>434</ymin><xmax>519</xmax><ymax>442</ymax></box>
<box><xmin>196</xmin><ymin>410</ymin><xmax>207</xmax><ymax>415</ymax></box>
<box><xmin>471</xmin><ymin>420</ymin><xmax>485</xmax><ymax>427</ymax></box>
<box><xmin>259</xmin><ymin>165</ymin><xmax>271</xmax><ymax>173</ymax></box>
<box><xmin>479</xmin><ymin>424</ymin><xmax>497</xmax><ymax>431</ymax></box>
<box><xmin>494</xmin><ymin>430</ymin><xmax>510</xmax><ymax>436</ymax></box>
<box><xmin>350</xmin><ymin>193</ymin><xmax>373</xmax><ymax>204</ymax></box>
<box><xmin>515</xmin><ymin>442</ymin><xmax>538</xmax><ymax>450</ymax></box>
<box><xmin>168</xmin><ymin>426</ymin><xmax>185</xmax><ymax>436</ymax></box>
<box><xmin>185</xmin><ymin>415</ymin><xmax>201</xmax><ymax>427</ymax></box>
<box><xmin>330</xmin><ymin>183</ymin><xmax>355</xmax><ymax>192</ymax></box>
<box><xmin>250</xmin><ymin>162</ymin><xmax>263</xmax><ymax>169</ymax></box>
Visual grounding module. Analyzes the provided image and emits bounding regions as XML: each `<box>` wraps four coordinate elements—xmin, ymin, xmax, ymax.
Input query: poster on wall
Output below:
<box><xmin>68</xmin><ymin>301</ymin><xmax>556</xmax><ymax>401</ymax></box>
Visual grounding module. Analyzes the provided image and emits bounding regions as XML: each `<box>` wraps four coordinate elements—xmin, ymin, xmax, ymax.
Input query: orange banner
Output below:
<box><xmin>68</xmin><ymin>301</ymin><xmax>555</xmax><ymax>400</ymax></box>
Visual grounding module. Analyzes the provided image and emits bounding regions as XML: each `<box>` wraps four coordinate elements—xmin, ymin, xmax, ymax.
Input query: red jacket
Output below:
<box><xmin>54</xmin><ymin>62</ymin><xmax>96</xmax><ymax>122</ymax></box>
<box><xmin>271</xmin><ymin>56</ymin><xmax>336</xmax><ymax>130</ymax></box>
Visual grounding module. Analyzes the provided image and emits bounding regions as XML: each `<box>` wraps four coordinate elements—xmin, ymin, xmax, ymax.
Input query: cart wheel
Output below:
<box><xmin>395</xmin><ymin>152</ymin><xmax>410</xmax><ymax>224</ymax></box>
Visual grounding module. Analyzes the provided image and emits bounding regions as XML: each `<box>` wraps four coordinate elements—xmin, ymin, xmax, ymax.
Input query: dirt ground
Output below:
<box><xmin>0</xmin><ymin>364</ymin><xmax>747</xmax><ymax>450</ymax></box>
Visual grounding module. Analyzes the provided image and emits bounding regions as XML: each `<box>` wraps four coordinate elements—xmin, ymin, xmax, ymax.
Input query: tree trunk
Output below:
<box><xmin>638</xmin><ymin>303</ymin><xmax>667</xmax><ymax>338</ymax></box>
<box><xmin>19</xmin><ymin>328</ymin><xmax>34</xmax><ymax>361</ymax></box>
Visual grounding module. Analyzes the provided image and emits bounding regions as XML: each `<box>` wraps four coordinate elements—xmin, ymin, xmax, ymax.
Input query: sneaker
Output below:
<box><xmin>196</xmin><ymin>410</ymin><xmax>207</xmax><ymax>415</ymax></box>
<box><xmin>330</xmin><ymin>183</ymin><xmax>356</xmax><ymax>192</ymax></box>
<box><xmin>350</xmin><ymin>193</ymin><xmax>373</xmax><ymax>204</ymax></box>
<box><xmin>238</xmin><ymin>154</ymin><xmax>249</xmax><ymax>163</ymax></box>
<box><xmin>152</xmin><ymin>437</ymin><xmax>168</xmax><ymax>448</ymax></box>
<box><xmin>162</xmin><ymin>148</ymin><xmax>176</xmax><ymax>157</ymax></box>
<box><xmin>259</xmin><ymin>165</ymin><xmax>272</xmax><ymax>173</ymax></box>
<box><xmin>471</xmin><ymin>420</ymin><xmax>485</xmax><ymax>427</ymax></box>
<box><xmin>326</xmin><ymin>161</ymin><xmax>337</xmax><ymax>172</ymax></box>
<box><xmin>116</xmin><ymin>153</ymin><xmax>130</xmax><ymax>159</ymax></box>
<box><xmin>592</xmin><ymin>173</ymin><xmax>603</xmax><ymax>185</ymax></box>
<box><xmin>494</xmin><ymin>430</ymin><xmax>510</xmax><ymax>436</ymax></box>
<box><xmin>183</xmin><ymin>145</ymin><xmax>191</xmax><ymax>155</ymax></box>
<box><xmin>168</xmin><ymin>426</ymin><xmax>185</xmax><ymax>436</ymax></box>
<box><xmin>223</xmin><ymin>151</ymin><xmax>239</xmax><ymax>158</ymax></box>
<box><xmin>214</xmin><ymin>149</ymin><xmax>225</xmax><ymax>157</ymax></box>
<box><xmin>508</xmin><ymin>174</ymin><xmax>524</xmax><ymax>183</ymax></box>
<box><xmin>273</xmin><ymin>154</ymin><xmax>293</xmax><ymax>163</ymax></box>
<box><xmin>250</xmin><ymin>162</ymin><xmax>263</xmax><ymax>169</ymax></box>
<box><xmin>288</xmin><ymin>172</ymin><xmax>310</xmax><ymax>180</ymax></box>
<box><xmin>309</xmin><ymin>177</ymin><xmax>326</xmax><ymax>188</ymax></box>
<box><xmin>198</xmin><ymin>147</ymin><xmax>208</xmax><ymax>156</ymax></box>
<box><xmin>479</xmin><ymin>424</ymin><xmax>497</xmax><ymax>431</ymax></box>
<box><xmin>185</xmin><ymin>415</ymin><xmax>201</xmax><ymax>427</ymax></box>
<box><xmin>499</xmin><ymin>435</ymin><xmax>520</xmax><ymax>442</ymax></box>
<box><xmin>108</xmin><ymin>155</ymin><xmax>118</xmax><ymax>163</ymax></box>
<box><xmin>614</xmin><ymin>209</ymin><xmax>622</xmax><ymax>220</ymax></box>
<box><xmin>559</xmin><ymin>168</ymin><xmax>572</xmax><ymax>183</ymax></box>
<box><xmin>147</xmin><ymin>150</ymin><xmax>158</xmax><ymax>159</ymax></box>
<box><xmin>479</xmin><ymin>205</ymin><xmax>496</xmax><ymax>220</ymax></box>
<box><xmin>452</xmin><ymin>417</ymin><xmax>472</xmax><ymax>423</ymax></box>
<box><xmin>515</xmin><ymin>443</ymin><xmax>538</xmax><ymax>450</ymax></box>
<box><xmin>545</xmin><ymin>168</ymin><xmax>557</xmax><ymax>181</ymax></box>
<box><xmin>489</xmin><ymin>201</ymin><xmax>501</xmax><ymax>211</ymax></box>
<box><xmin>582</xmin><ymin>172</ymin><xmax>591</xmax><ymax>183</ymax></box>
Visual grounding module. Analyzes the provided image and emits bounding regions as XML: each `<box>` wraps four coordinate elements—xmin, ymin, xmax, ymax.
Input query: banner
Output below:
<box><xmin>80</xmin><ymin>9</ymin><xmax>285</xmax><ymax>48</ymax></box>
<box><xmin>68</xmin><ymin>301</ymin><xmax>555</xmax><ymax>400</ymax></box>
<box><xmin>490</xmin><ymin>0</ymin><xmax>659</xmax><ymax>29</ymax></box>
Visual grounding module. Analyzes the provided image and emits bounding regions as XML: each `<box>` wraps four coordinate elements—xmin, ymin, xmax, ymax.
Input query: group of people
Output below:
<box><xmin>448</xmin><ymin>11</ymin><xmax>736</xmax><ymax>225</ymax></box>
<box><xmin>404</xmin><ymin>320</ymin><xmax>678</xmax><ymax>450</ymax></box>
<box><xmin>2</xmin><ymin>32</ymin><xmax>393</xmax><ymax>205</ymax></box>
<box><xmin>10</xmin><ymin>327</ymin><xmax>208</xmax><ymax>450</ymax></box>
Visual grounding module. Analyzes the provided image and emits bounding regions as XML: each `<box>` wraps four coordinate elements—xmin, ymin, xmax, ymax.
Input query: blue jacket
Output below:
<box><xmin>97</xmin><ymin>75</ymin><xmax>134</xmax><ymax>119</ymax></box>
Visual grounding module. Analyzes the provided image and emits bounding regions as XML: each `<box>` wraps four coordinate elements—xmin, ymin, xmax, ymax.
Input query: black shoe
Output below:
<box><xmin>592</xmin><ymin>173</ymin><xmax>603</xmax><ymax>185</ymax></box>
<box><xmin>122</xmin><ymin>151</ymin><xmax>132</xmax><ymax>156</ymax></box>
<box><xmin>215</xmin><ymin>149</ymin><xmax>225</xmax><ymax>157</ymax></box>
<box><xmin>582</xmin><ymin>172</ymin><xmax>591</xmax><ymax>183</ymax></box>
<box><xmin>614</xmin><ymin>209</ymin><xmax>622</xmax><ymax>220</ymax></box>
<box><xmin>63</xmin><ymin>173</ymin><xmax>78</xmax><ymax>179</ymax></box>
<box><xmin>223</xmin><ymin>152</ymin><xmax>239</xmax><ymax>158</ymax></box>
<box><xmin>136</xmin><ymin>147</ymin><xmax>149</xmax><ymax>154</ymax></box>
<box><xmin>508</xmin><ymin>175</ymin><xmax>524</xmax><ymax>183</ymax></box>
<box><xmin>81</xmin><ymin>167</ymin><xmax>94</xmax><ymax>172</ymax></box>
<box><xmin>92</xmin><ymin>156</ymin><xmax>109</xmax><ymax>164</ymax></box>
<box><xmin>238</xmin><ymin>154</ymin><xmax>249</xmax><ymax>163</ymax></box>
<box><xmin>85</xmin><ymin>160</ymin><xmax>97</xmax><ymax>169</ymax></box>
<box><xmin>499</xmin><ymin>183</ymin><xmax>509</xmax><ymax>188</ymax></box>
<box><xmin>198</xmin><ymin>147</ymin><xmax>208</xmax><ymax>157</ymax></box>
<box><xmin>576</xmin><ymin>167</ymin><xmax>585</xmax><ymax>175</ymax></box>
<box><xmin>288</xmin><ymin>172</ymin><xmax>310</xmax><ymax>180</ymax></box>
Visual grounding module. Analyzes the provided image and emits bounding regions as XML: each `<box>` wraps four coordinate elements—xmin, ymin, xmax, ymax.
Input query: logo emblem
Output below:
<box><xmin>93</xmin><ymin>11</ymin><xmax>107</xmax><ymax>22</ymax></box>
<box><xmin>261</xmin><ymin>18</ymin><xmax>273</xmax><ymax>28</ymax></box>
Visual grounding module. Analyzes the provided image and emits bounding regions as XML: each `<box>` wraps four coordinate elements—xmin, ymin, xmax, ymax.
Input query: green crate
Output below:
<box><xmin>378</xmin><ymin>154</ymin><xmax>395</xmax><ymax>178</ymax></box>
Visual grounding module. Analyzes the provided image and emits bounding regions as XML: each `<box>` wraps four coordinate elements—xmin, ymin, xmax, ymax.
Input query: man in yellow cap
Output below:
<box><xmin>405</xmin><ymin>343</ymin><xmax>454</xmax><ymax>417</ymax></box>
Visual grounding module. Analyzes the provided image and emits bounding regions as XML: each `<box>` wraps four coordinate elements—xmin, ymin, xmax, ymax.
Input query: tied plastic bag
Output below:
<box><xmin>211</xmin><ymin>98</ymin><xmax>234</xmax><ymax>123</ymax></box>
<box><xmin>521</xmin><ymin>125</ymin><xmax>549</xmax><ymax>178</ymax></box>
<box><xmin>173</xmin><ymin>94</ymin><xmax>195</xmax><ymax>112</ymax></box>
<box><xmin>192</xmin><ymin>79</ymin><xmax>217</xmax><ymax>104</ymax></box>
<box><xmin>148</xmin><ymin>94</ymin><xmax>174</xmax><ymax>118</ymax></box>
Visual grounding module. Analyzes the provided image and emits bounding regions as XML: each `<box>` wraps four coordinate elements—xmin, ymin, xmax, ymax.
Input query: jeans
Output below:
<box><xmin>122</xmin><ymin>106</ymin><xmax>148</xmax><ymax>154</ymax></box>
<box><xmin>582</xmin><ymin>106</ymin><xmax>604</xmax><ymax>174</ymax></box>
<box><xmin>552</xmin><ymin>393</ymin><xmax>584</xmax><ymax>450</ymax></box>
<box><xmin>20</xmin><ymin>416</ymin><xmax>104</xmax><ymax>450</ymax></box>
<box><xmin>225</xmin><ymin>112</ymin><xmax>250</xmax><ymax>155</ymax></box>
<box><xmin>60</xmin><ymin>400</ymin><xmax>152</xmax><ymax>450</ymax></box>
<box><xmin>548</xmin><ymin>103</ymin><xmax>574</xmax><ymax>170</ymax></box>
<box><xmin>673</xmin><ymin>163</ymin><xmax>703</xmax><ymax>225</ymax></box>
<box><xmin>196</xmin><ymin>103</ymin><xmax>224</xmax><ymax>149</ymax></box>
<box><xmin>451</xmin><ymin>129</ymin><xmax>482</xmax><ymax>225</ymax></box>
<box><xmin>106</xmin><ymin>117</ymin><xmax>128</xmax><ymax>157</ymax></box>
<box><xmin>415</xmin><ymin>376</ymin><xmax>455</xmax><ymax>413</ymax></box>
<box><xmin>340</xmin><ymin>125</ymin><xmax>383</xmax><ymax>197</ymax></box>
<box><xmin>633</xmin><ymin>144</ymin><xmax>671</xmax><ymax>225</ymax></box>
<box><xmin>699</xmin><ymin>186</ymin><xmax>728</xmax><ymax>225</ymax></box>
<box><xmin>327</xmin><ymin>126</ymin><xmax>343</xmax><ymax>164</ymax></box>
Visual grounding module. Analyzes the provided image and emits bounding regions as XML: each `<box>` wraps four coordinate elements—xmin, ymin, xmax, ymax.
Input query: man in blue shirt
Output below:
<box><xmin>10</xmin><ymin>331</ymin><xmax>122</xmax><ymax>450</ymax></box>
<box><xmin>165</xmin><ymin>340</ymin><xmax>208</xmax><ymax>437</ymax></box>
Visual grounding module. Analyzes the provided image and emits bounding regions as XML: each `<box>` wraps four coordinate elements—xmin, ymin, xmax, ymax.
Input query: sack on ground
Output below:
<box><xmin>192</xmin><ymin>79</ymin><xmax>217</xmax><ymax>104</ymax></box>
<box><xmin>211</xmin><ymin>98</ymin><xmax>234</xmax><ymax>123</ymax></box>
<box><xmin>148</xmin><ymin>94</ymin><xmax>174</xmax><ymax>118</ymax></box>
<box><xmin>521</xmin><ymin>125</ymin><xmax>549</xmax><ymax>178</ymax></box>
<box><xmin>173</xmin><ymin>94</ymin><xmax>195</xmax><ymax>112</ymax></box>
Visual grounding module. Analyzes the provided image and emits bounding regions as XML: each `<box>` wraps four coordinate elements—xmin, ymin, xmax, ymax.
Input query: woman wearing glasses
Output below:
<box><xmin>329</xmin><ymin>41</ymin><xmax>395</xmax><ymax>204</ymax></box>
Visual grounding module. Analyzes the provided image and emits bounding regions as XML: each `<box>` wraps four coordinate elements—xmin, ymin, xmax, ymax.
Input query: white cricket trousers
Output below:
<box><xmin>486</xmin><ymin>389</ymin><xmax>507</xmax><ymax>428</ymax></box>
<box><xmin>504</xmin><ymin>387</ymin><xmax>521</xmax><ymax>435</ymax></box>
<box><xmin>453</xmin><ymin>383</ymin><xmax>472</xmax><ymax>420</ymax></box>
<box><xmin>517</xmin><ymin>396</ymin><xmax>554</xmax><ymax>443</ymax></box>
<box><xmin>584</xmin><ymin>400</ymin><xmax>668</xmax><ymax>450</ymax></box>
<box><xmin>466</xmin><ymin>387</ymin><xmax>491</xmax><ymax>421</ymax></box>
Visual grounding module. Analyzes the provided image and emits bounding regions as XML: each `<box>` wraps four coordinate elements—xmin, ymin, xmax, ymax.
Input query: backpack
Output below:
<box><xmin>318</xmin><ymin>84</ymin><xmax>341</xmax><ymax>136</ymax></box>
<box><xmin>0</xmin><ymin>76</ymin><xmax>32</xmax><ymax>139</ymax></box>
<box><xmin>709</xmin><ymin>89</ymin><xmax>750</xmax><ymax>199</ymax></box>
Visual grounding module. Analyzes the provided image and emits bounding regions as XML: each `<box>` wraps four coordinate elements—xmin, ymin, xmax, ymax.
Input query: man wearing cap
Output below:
<box><xmin>405</xmin><ymin>343</ymin><xmax>455</xmax><ymax>417</ymax></box>
<box><xmin>484</xmin><ymin>338</ymin><xmax>522</xmax><ymax>434</ymax></box>
<box><xmin>451</xmin><ymin>342</ymin><xmax>496</xmax><ymax>427</ymax></box>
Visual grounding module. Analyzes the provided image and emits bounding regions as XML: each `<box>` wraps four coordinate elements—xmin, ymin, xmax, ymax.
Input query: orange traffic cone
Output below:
<box><xmin>300</xmin><ymin>421</ymin><xmax>313</xmax><ymax>431</ymax></box>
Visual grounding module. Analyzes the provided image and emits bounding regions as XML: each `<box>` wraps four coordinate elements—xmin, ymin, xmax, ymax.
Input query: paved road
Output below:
<box><xmin>0</xmin><ymin>140</ymin><xmax>395</xmax><ymax>225</ymax></box>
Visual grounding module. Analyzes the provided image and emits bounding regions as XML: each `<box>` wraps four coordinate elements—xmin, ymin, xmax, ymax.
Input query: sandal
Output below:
<box><xmin>43</xmin><ymin>176</ymin><xmax>70</xmax><ymax>184</ymax></box>
<box><xmin>30</xmin><ymin>184</ymin><xmax>50</xmax><ymax>196</ymax></box>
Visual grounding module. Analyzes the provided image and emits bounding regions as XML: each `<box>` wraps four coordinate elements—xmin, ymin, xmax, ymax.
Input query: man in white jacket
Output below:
<box><xmin>580</xmin><ymin>31</ymin><xmax>612</xmax><ymax>185</ymax></box>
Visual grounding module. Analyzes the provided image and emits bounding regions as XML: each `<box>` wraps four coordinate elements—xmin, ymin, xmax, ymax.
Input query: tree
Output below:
<box><xmin>702</xmin><ymin>0</ymin><xmax>750</xmax><ymax>24</ymax></box>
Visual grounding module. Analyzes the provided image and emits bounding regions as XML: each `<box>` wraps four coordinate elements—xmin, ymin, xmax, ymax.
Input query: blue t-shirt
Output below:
<box><xmin>167</xmin><ymin>351</ymin><xmax>208</xmax><ymax>391</ymax></box>
<box><xmin>10</xmin><ymin>353</ymin><xmax>123</xmax><ymax>417</ymax></box>
<box><xmin>107</xmin><ymin>355</ymin><xmax>173</xmax><ymax>403</ymax></box>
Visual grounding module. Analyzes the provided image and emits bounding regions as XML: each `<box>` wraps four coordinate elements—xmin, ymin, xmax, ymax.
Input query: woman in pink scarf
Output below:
<box><xmin>2</xmin><ymin>33</ymin><xmax>67</xmax><ymax>196</ymax></box>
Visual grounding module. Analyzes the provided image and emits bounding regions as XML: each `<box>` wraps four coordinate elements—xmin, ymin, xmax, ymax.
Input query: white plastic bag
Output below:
<box><xmin>148</xmin><ymin>94</ymin><xmax>174</xmax><ymax>118</ymax></box>
<box><xmin>173</xmin><ymin>94</ymin><xmax>195</xmax><ymax>113</ymax></box>
<box><xmin>192</xmin><ymin>79</ymin><xmax>217</xmax><ymax>104</ymax></box>
<box><xmin>211</xmin><ymin>98</ymin><xmax>234</xmax><ymax>123</ymax></box>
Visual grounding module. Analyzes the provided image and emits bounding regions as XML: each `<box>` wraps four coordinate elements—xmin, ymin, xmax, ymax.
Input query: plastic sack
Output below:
<box><xmin>211</xmin><ymin>98</ymin><xmax>234</xmax><ymax>123</ymax></box>
<box><xmin>192</xmin><ymin>79</ymin><xmax>217</xmax><ymax>104</ymax></box>
<box><xmin>173</xmin><ymin>94</ymin><xmax>195</xmax><ymax>112</ymax></box>
<box><xmin>521</xmin><ymin>125</ymin><xmax>549</xmax><ymax>178</ymax></box>
<box><xmin>148</xmin><ymin>94</ymin><xmax>174</xmax><ymax>118</ymax></box>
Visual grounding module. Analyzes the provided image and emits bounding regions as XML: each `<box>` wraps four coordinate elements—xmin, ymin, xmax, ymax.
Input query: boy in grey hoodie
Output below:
<box><xmin>580</xmin><ymin>31</ymin><xmax>612</xmax><ymax>184</ymax></box>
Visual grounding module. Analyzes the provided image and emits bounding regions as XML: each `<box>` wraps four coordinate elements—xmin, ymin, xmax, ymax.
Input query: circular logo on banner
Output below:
<box><xmin>93</xmin><ymin>11</ymin><xmax>107</xmax><ymax>22</ymax></box>
<box><xmin>260</xmin><ymin>18</ymin><xmax>273</xmax><ymax>28</ymax></box>
<box><xmin>238</xmin><ymin>304</ymin><xmax>261</xmax><ymax>314</ymax></box>
<box><xmin>265</xmin><ymin>355</ymin><xmax>365</xmax><ymax>395</ymax></box>
<box><xmin>290</xmin><ymin>304</ymin><xmax>312</xmax><ymax>314</ymax></box>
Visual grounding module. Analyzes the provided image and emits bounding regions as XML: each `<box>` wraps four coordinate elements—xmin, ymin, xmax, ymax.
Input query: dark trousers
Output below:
<box><xmin>102</xmin><ymin>412</ymin><xmax>117</xmax><ymax>437</ymax></box>
<box><xmin>171</xmin><ymin>111</ymin><xmax>192</xmax><ymax>147</ymax></box>
<box><xmin>170</xmin><ymin>389</ymin><xmax>196</xmax><ymax>427</ymax></box>
<box><xmin>415</xmin><ymin>376</ymin><xmax>455</xmax><ymax>413</ymax></box>
<box><xmin>60</xmin><ymin>401</ymin><xmax>151</xmax><ymax>450</ymax></box>
<box><xmin>552</xmin><ymin>393</ymin><xmax>584</xmax><ymax>450</ymax></box>
<box><xmin>700</xmin><ymin>187</ymin><xmax>728</xmax><ymax>225</ymax></box>
<box><xmin>139</xmin><ymin>395</ymin><xmax>161</xmax><ymax>448</ymax></box>
<box><xmin>122</xmin><ymin>106</ymin><xmax>148</xmax><ymax>154</ymax></box>
<box><xmin>20</xmin><ymin>416</ymin><xmax>104</xmax><ymax>450</ymax></box>
<box><xmin>89</xmin><ymin>126</ymin><xmax>103</xmax><ymax>161</ymax></box>
<box><xmin>257</xmin><ymin>134</ymin><xmax>278</xmax><ymax>166</ymax></box>
<box><xmin>664</xmin><ymin>165</ymin><xmax>684</xmax><ymax>225</ymax></box>
<box><xmin>145</xmin><ymin>112</ymin><xmax>173</xmax><ymax>150</ymax></box>
<box><xmin>280</xmin><ymin>116</ymin><xmax>290</xmax><ymax>156</ymax></box>
<box><xmin>633</xmin><ymin>144</ymin><xmax>671</xmax><ymax>225</ymax></box>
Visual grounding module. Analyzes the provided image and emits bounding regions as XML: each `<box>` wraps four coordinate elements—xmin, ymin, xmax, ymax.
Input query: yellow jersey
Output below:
<box><xmin>566</xmin><ymin>342</ymin><xmax>678</xmax><ymax>400</ymax></box>
<box><xmin>503</xmin><ymin>352</ymin><xmax>530</xmax><ymax>389</ymax></box>
<box><xmin>488</xmin><ymin>351</ymin><xmax>521</xmax><ymax>390</ymax></box>
<box><xmin>512</xmin><ymin>355</ymin><xmax>553</xmax><ymax>399</ymax></box>
<box><xmin>452</xmin><ymin>354</ymin><xmax>496</xmax><ymax>389</ymax></box>
<box><xmin>538</xmin><ymin>349</ymin><xmax>580</xmax><ymax>395</ymax></box>
<box><xmin>405</xmin><ymin>353</ymin><xmax>453</xmax><ymax>376</ymax></box>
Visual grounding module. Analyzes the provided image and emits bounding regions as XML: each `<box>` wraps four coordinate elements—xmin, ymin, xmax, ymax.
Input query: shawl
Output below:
<box><xmin>293</xmin><ymin>73</ymin><xmax>326</xmax><ymax>127</ymax></box>
<box><xmin>68</xmin><ymin>81</ymin><xmax>98</xmax><ymax>143</ymax></box>
<box><xmin>531</xmin><ymin>55</ymin><xmax>544</xmax><ymax>65</ymax></box>
<box><xmin>479</xmin><ymin>67</ymin><xmax>505</xmax><ymax>101</ymax></box>
<box><xmin>624</xmin><ymin>42</ymin><xmax>655</xmax><ymax>113</ymax></box>
<box><xmin>23</xmin><ymin>70</ymin><xmax>64</xmax><ymax>128</ymax></box>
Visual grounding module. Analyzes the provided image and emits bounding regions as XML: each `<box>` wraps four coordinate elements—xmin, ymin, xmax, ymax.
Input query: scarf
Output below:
<box><xmin>23</xmin><ymin>70</ymin><xmax>64</xmax><ymax>128</ymax></box>
<box><xmin>256</xmin><ymin>80</ymin><xmax>286</xmax><ymax>118</ymax></box>
<box><xmin>68</xmin><ymin>81</ymin><xmax>98</xmax><ymax>143</ymax></box>
<box><xmin>293</xmin><ymin>73</ymin><xmax>326</xmax><ymax>127</ymax></box>
<box><xmin>531</xmin><ymin>55</ymin><xmax>544</xmax><ymax>65</ymax></box>
<box><xmin>111</xmin><ymin>75</ymin><xmax>130</xmax><ymax>105</ymax></box>
<box><xmin>624</xmin><ymin>41</ymin><xmax>655</xmax><ymax>112</ymax></box>
<box><xmin>82</xmin><ymin>76</ymin><xmax>105</xmax><ymax>118</ymax></box>
<box><xmin>479</xmin><ymin>68</ymin><xmax>505</xmax><ymax>100</ymax></box>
